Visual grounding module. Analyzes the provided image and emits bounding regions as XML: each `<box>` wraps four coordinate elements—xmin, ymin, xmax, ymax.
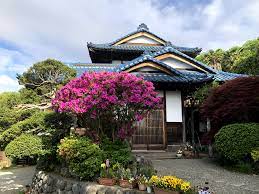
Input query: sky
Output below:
<box><xmin>0</xmin><ymin>0</ymin><xmax>259</xmax><ymax>92</ymax></box>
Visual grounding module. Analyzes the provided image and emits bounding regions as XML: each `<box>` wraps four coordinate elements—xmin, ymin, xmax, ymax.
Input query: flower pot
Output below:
<box><xmin>147</xmin><ymin>186</ymin><xmax>152</xmax><ymax>193</ymax></box>
<box><xmin>98</xmin><ymin>178</ymin><xmax>116</xmax><ymax>186</ymax></box>
<box><xmin>154</xmin><ymin>187</ymin><xmax>180</xmax><ymax>194</ymax></box>
<box><xmin>176</xmin><ymin>153</ymin><xmax>182</xmax><ymax>158</ymax></box>
<box><xmin>119</xmin><ymin>179</ymin><xmax>136</xmax><ymax>189</ymax></box>
<box><xmin>138</xmin><ymin>183</ymin><xmax>147</xmax><ymax>191</ymax></box>
<box><xmin>183</xmin><ymin>150</ymin><xmax>193</xmax><ymax>159</ymax></box>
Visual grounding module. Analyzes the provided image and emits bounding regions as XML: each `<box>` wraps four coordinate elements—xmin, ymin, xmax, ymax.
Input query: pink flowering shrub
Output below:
<box><xmin>52</xmin><ymin>72</ymin><xmax>160</xmax><ymax>140</ymax></box>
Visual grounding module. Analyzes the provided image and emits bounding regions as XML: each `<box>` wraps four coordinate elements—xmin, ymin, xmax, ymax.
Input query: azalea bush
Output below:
<box><xmin>52</xmin><ymin>72</ymin><xmax>161</xmax><ymax>140</ymax></box>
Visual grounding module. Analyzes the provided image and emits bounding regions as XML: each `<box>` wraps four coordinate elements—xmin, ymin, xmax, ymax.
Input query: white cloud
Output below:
<box><xmin>0</xmin><ymin>48</ymin><xmax>32</xmax><ymax>74</ymax></box>
<box><xmin>0</xmin><ymin>75</ymin><xmax>22</xmax><ymax>93</ymax></box>
<box><xmin>0</xmin><ymin>0</ymin><xmax>259</xmax><ymax>92</ymax></box>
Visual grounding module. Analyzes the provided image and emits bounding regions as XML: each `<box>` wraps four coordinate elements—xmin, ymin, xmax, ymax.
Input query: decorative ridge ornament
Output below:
<box><xmin>137</xmin><ymin>23</ymin><xmax>149</xmax><ymax>31</ymax></box>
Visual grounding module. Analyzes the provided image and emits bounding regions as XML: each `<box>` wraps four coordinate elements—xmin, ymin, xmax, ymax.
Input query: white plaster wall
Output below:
<box><xmin>161</xmin><ymin>58</ymin><xmax>195</xmax><ymax>70</ymax></box>
<box><xmin>165</xmin><ymin>91</ymin><xmax>182</xmax><ymax>122</ymax></box>
<box><xmin>135</xmin><ymin>67</ymin><xmax>157</xmax><ymax>72</ymax></box>
<box><xmin>156</xmin><ymin>90</ymin><xmax>164</xmax><ymax>97</ymax></box>
<box><xmin>127</xmin><ymin>36</ymin><xmax>161</xmax><ymax>44</ymax></box>
<box><xmin>112</xmin><ymin>60</ymin><xmax>122</xmax><ymax>65</ymax></box>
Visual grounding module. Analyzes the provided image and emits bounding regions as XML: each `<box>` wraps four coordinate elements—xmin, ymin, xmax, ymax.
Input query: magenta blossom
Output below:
<box><xmin>52</xmin><ymin>72</ymin><xmax>161</xmax><ymax>140</ymax></box>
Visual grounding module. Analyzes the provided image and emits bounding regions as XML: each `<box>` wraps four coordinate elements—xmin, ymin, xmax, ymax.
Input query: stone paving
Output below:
<box><xmin>152</xmin><ymin>158</ymin><xmax>259</xmax><ymax>194</ymax></box>
<box><xmin>0</xmin><ymin>166</ymin><xmax>35</xmax><ymax>194</ymax></box>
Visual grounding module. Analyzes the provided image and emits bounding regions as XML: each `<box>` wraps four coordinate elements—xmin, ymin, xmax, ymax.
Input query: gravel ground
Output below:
<box><xmin>0</xmin><ymin>166</ymin><xmax>35</xmax><ymax>194</ymax></box>
<box><xmin>152</xmin><ymin>158</ymin><xmax>259</xmax><ymax>194</ymax></box>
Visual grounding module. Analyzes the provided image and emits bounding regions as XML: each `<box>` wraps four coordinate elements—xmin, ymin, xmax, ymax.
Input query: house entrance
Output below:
<box><xmin>132</xmin><ymin>109</ymin><xmax>165</xmax><ymax>150</ymax></box>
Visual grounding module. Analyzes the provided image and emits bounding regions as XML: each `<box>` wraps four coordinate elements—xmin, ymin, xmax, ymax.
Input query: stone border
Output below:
<box><xmin>30</xmin><ymin>171</ymin><xmax>148</xmax><ymax>194</ymax></box>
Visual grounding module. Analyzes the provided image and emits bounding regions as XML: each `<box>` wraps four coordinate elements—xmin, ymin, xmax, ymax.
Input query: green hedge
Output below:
<box><xmin>0</xmin><ymin>111</ymin><xmax>48</xmax><ymax>150</ymax></box>
<box><xmin>57</xmin><ymin>137</ymin><xmax>103</xmax><ymax>180</ymax></box>
<box><xmin>5</xmin><ymin>134</ymin><xmax>44</xmax><ymax>159</ymax></box>
<box><xmin>215</xmin><ymin>123</ymin><xmax>259</xmax><ymax>162</ymax></box>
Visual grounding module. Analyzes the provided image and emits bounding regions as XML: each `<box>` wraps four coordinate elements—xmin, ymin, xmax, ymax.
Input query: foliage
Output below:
<box><xmin>17</xmin><ymin>59</ymin><xmax>76</xmax><ymax>101</ymax></box>
<box><xmin>120</xmin><ymin>167</ymin><xmax>133</xmax><ymax>180</ymax></box>
<box><xmin>100</xmin><ymin>138</ymin><xmax>133</xmax><ymax>166</ymax></box>
<box><xmin>138</xmin><ymin>164</ymin><xmax>156</xmax><ymax>179</ymax></box>
<box><xmin>196</xmin><ymin>49</ymin><xmax>226</xmax><ymax>70</ymax></box>
<box><xmin>0</xmin><ymin>108</ymin><xmax>38</xmax><ymax>133</ymax></box>
<box><xmin>19</xmin><ymin>88</ymin><xmax>42</xmax><ymax>104</ymax></box>
<box><xmin>251</xmin><ymin>148</ymin><xmax>259</xmax><ymax>162</ymax></box>
<box><xmin>5</xmin><ymin>134</ymin><xmax>44</xmax><ymax>159</ymax></box>
<box><xmin>57</xmin><ymin>137</ymin><xmax>104</xmax><ymax>180</ymax></box>
<box><xmin>196</xmin><ymin>38</ymin><xmax>259</xmax><ymax>75</ymax></box>
<box><xmin>52</xmin><ymin>72</ymin><xmax>161</xmax><ymax>140</ymax></box>
<box><xmin>192</xmin><ymin>81</ymin><xmax>219</xmax><ymax>105</ymax></box>
<box><xmin>0</xmin><ymin>111</ymin><xmax>48</xmax><ymax>150</ymax></box>
<box><xmin>215</xmin><ymin>123</ymin><xmax>259</xmax><ymax>163</ymax></box>
<box><xmin>100</xmin><ymin>161</ymin><xmax>115</xmax><ymax>178</ymax></box>
<box><xmin>149</xmin><ymin>175</ymin><xmax>192</xmax><ymax>193</ymax></box>
<box><xmin>0</xmin><ymin>92</ymin><xmax>21</xmax><ymax>109</ymax></box>
<box><xmin>201</xmin><ymin>77</ymin><xmax>259</xmax><ymax>139</ymax></box>
<box><xmin>36</xmin><ymin>112</ymin><xmax>74</xmax><ymax>171</ymax></box>
<box><xmin>137</xmin><ymin>174</ymin><xmax>148</xmax><ymax>184</ymax></box>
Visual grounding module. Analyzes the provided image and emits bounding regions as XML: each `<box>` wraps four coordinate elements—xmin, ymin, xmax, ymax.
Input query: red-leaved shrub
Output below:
<box><xmin>201</xmin><ymin>76</ymin><xmax>259</xmax><ymax>143</ymax></box>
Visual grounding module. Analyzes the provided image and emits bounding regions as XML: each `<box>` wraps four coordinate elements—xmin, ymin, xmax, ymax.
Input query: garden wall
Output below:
<box><xmin>30</xmin><ymin>171</ymin><xmax>146</xmax><ymax>194</ymax></box>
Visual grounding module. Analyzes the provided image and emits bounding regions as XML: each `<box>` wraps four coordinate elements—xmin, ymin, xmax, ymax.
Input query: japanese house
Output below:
<box><xmin>69</xmin><ymin>23</ymin><xmax>243</xmax><ymax>150</ymax></box>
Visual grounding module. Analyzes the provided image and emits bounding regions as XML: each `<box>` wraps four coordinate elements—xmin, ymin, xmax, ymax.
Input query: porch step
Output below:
<box><xmin>166</xmin><ymin>144</ymin><xmax>181</xmax><ymax>152</ymax></box>
<box><xmin>132</xmin><ymin>150</ymin><xmax>178</xmax><ymax>160</ymax></box>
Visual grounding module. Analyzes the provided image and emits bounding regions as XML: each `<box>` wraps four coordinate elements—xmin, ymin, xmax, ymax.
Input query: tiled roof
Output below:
<box><xmin>87</xmin><ymin>43</ymin><xmax>201</xmax><ymax>54</ymax></box>
<box><xmin>87</xmin><ymin>23</ymin><xmax>201</xmax><ymax>54</ymax></box>
<box><xmin>108</xmin><ymin>23</ymin><xmax>167</xmax><ymax>46</ymax></box>
<box><xmin>213</xmin><ymin>71</ymin><xmax>247</xmax><ymax>81</ymax></box>
<box><xmin>114</xmin><ymin>54</ymin><xmax>182</xmax><ymax>75</ymax></box>
<box><xmin>134</xmin><ymin>72</ymin><xmax>213</xmax><ymax>83</ymax></box>
<box><xmin>179</xmin><ymin>70</ymin><xmax>246</xmax><ymax>82</ymax></box>
<box><xmin>150</xmin><ymin>46</ymin><xmax>216</xmax><ymax>73</ymax></box>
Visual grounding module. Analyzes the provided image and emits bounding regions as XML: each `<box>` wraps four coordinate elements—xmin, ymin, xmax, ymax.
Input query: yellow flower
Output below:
<box><xmin>101</xmin><ymin>163</ymin><xmax>106</xmax><ymax>168</ymax></box>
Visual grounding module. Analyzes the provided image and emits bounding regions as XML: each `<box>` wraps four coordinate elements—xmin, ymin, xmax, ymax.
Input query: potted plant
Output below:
<box><xmin>98</xmin><ymin>159</ymin><xmax>116</xmax><ymax>186</ymax></box>
<box><xmin>146</xmin><ymin>180</ymin><xmax>153</xmax><ymax>193</ymax></box>
<box><xmin>176</xmin><ymin>149</ymin><xmax>183</xmax><ymax>158</ymax></box>
<box><xmin>150</xmin><ymin>175</ymin><xmax>193</xmax><ymax>194</ymax></box>
<box><xmin>118</xmin><ymin>168</ymin><xmax>136</xmax><ymax>189</ymax></box>
<box><xmin>137</xmin><ymin>174</ymin><xmax>148</xmax><ymax>191</ymax></box>
<box><xmin>183</xmin><ymin>143</ymin><xmax>194</xmax><ymax>159</ymax></box>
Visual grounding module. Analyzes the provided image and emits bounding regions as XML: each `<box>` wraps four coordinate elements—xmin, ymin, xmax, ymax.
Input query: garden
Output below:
<box><xmin>0</xmin><ymin>59</ymin><xmax>258</xmax><ymax>194</ymax></box>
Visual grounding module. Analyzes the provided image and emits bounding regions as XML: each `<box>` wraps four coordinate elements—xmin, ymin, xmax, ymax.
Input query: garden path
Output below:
<box><xmin>152</xmin><ymin>158</ymin><xmax>259</xmax><ymax>194</ymax></box>
<box><xmin>0</xmin><ymin>165</ymin><xmax>35</xmax><ymax>193</ymax></box>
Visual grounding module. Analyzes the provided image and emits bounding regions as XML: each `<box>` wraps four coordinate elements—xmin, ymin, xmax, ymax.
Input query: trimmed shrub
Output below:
<box><xmin>57</xmin><ymin>137</ymin><xmax>103</xmax><ymax>180</ymax></box>
<box><xmin>0</xmin><ymin>111</ymin><xmax>48</xmax><ymax>150</ymax></box>
<box><xmin>5</xmin><ymin>134</ymin><xmax>44</xmax><ymax>159</ymax></box>
<box><xmin>0</xmin><ymin>108</ymin><xmax>39</xmax><ymax>133</ymax></box>
<box><xmin>100</xmin><ymin>138</ymin><xmax>133</xmax><ymax>166</ymax></box>
<box><xmin>215</xmin><ymin>123</ymin><xmax>259</xmax><ymax>163</ymax></box>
